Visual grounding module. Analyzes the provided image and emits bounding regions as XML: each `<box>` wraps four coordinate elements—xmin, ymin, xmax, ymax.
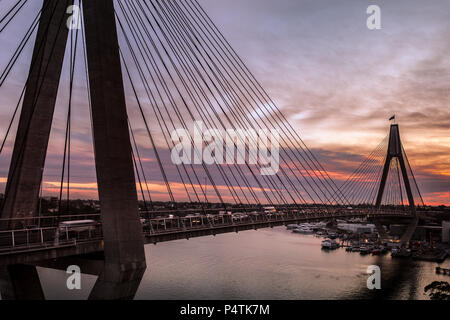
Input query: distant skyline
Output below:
<box><xmin>0</xmin><ymin>0</ymin><xmax>449</xmax><ymax>205</ymax></box>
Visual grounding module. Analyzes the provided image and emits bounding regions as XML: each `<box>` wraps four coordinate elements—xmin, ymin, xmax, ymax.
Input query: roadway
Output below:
<box><xmin>0</xmin><ymin>208</ymin><xmax>415</xmax><ymax>266</ymax></box>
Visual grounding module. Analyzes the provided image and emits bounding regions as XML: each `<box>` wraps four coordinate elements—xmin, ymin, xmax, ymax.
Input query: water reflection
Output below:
<box><xmin>3</xmin><ymin>226</ymin><xmax>449</xmax><ymax>300</ymax></box>
<box><xmin>0</xmin><ymin>257</ymin><xmax>145</xmax><ymax>300</ymax></box>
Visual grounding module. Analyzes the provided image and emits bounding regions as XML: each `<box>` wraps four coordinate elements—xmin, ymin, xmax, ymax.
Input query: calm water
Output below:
<box><xmin>37</xmin><ymin>226</ymin><xmax>450</xmax><ymax>300</ymax></box>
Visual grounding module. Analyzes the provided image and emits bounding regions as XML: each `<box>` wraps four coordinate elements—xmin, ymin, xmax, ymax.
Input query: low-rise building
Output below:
<box><xmin>442</xmin><ymin>221</ymin><xmax>450</xmax><ymax>243</ymax></box>
<box><xmin>337</xmin><ymin>223</ymin><xmax>376</xmax><ymax>234</ymax></box>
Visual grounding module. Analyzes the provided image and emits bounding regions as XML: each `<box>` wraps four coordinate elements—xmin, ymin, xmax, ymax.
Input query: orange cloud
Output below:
<box><xmin>423</xmin><ymin>192</ymin><xmax>450</xmax><ymax>206</ymax></box>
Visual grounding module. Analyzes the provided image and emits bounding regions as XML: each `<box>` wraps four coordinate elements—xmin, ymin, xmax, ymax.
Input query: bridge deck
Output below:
<box><xmin>0</xmin><ymin>210</ymin><xmax>414</xmax><ymax>266</ymax></box>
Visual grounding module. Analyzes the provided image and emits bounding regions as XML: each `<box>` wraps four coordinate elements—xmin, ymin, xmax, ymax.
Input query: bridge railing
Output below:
<box><xmin>142</xmin><ymin>210</ymin><xmax>364</xmax><ymax>236</ymax></box>
<box><xmin>0</xmin><ymin>209</ymin><xmax>371</xmax><ymax>251</ymax></box>
<box><xmin>0</xmin><ymin>213</ymin><xmax>102</xmax><ymax>231</ymax></box>
<box><xmin>0</xmin><ymin>207</ymin><xmax>349</xmax><ymax>231</ymax></box>
<box><xmin>367</xmin><ymin>209</ymin><xmax>415</xmax><ymax>217</ymax></box>
<box><xmin>0</xmin><ymin>224</ymin><xmax>103</xmax><ymax>253</ymax></box>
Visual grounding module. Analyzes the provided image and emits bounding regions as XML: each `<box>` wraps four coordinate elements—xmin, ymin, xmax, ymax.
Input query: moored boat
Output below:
<box><xmin>321</xmin><ymin>238</ymin><xmax>339</xmax><ymax>250</ymax></box>
<box><xmin>293</xmin><ymin>226</ymin><xmax>314</xmax><ymax>234</ymax></box>
<box><xmin>359</xmin><ymin>246</ymin><xmax>372</xmax><ymax>255</ymax></box>
<box><xmin>327</xmin><ymin>232</ymin><xmax>338</xmax><ymax>239</ymax></box>
<box><xmin>391</xmin><ymin>247</ymin><xmax>412</xmax><ymax>258</ymax></box>
<box><xmin>371</xmin><ymin>248</ymin><xmax>381</xmax><ymax>255</ymax></box>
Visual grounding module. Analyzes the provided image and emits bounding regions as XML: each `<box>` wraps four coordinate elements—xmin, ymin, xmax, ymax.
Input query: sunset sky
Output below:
<box><xmin>0</xmin><ymin>0</ymin><xmax>449</xmax><ymax>205</ymax></box>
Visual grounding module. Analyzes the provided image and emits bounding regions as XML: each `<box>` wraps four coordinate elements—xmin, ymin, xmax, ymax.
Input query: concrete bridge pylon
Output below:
<box><xmin>0</xmin><ymin>0</ymin><xmax>146</xmax><ymax>300</ymax></box>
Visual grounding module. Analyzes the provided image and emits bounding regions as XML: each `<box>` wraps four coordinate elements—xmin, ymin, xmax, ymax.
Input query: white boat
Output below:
<box><xmin>314</xmin><ymin>221</ymin><xmax>327</xmax><ymax>228</ymax></box>
<box><xmin>327</xmin><ymin>232</ymin><xmax>338</xmax><ymax>239</ymax></box>
<box><xmin>293</xmin><ymin>226</ymin><xmax>314</xmax><ymax>234</ymax></box>
<box><xmin>304</xmin><ymin>222</ymin><xmax>327</xmax><ymax>231</ymax></box>
<box><xmin>359</xmin><ymin>246</ymin><xmax>372</xmax><ymax>255</ymax></box>
<box><xmin>321</xmin><ymin>238</ymin><xmax>339</xmax><ymax>249</ymax></box>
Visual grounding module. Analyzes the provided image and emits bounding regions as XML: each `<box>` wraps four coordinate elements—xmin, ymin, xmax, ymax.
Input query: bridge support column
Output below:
<box><xmin>0</xmin><ymin>265</ymin><xmax>44</xmax><ymax>300</ymax></box>
<box><xmin>1</xmin><ymin>0</ymin><xmax>72</xmax><ymax>225</ymax></box>
<box><xmin>88</xmin><ymin>267</ymin><xmax>145</xmax><ymax>300</ymax></box>
<box><xmin>375</xmin><ymin>124</ymin><xmax>418</xmax><ymax>244</ymax></box>
<box><xmin>374</xmin><ymin>220</ymin><xmax>390</xmax><ymax>241</ymax></box>
<box><xmin>83</xmin><ymin>0</ymin><xmax>146</xmax><ymax>299</ymax></box>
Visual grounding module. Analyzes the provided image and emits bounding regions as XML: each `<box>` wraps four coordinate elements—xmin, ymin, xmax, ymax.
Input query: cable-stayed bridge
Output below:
<box><xmin>0</xmin><ymin>0</ymin><xmax>426</xmax><ymax>299</ymax></box>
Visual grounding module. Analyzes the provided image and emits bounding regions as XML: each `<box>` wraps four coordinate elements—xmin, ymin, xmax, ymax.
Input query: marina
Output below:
<box><xmin>287</xmin><ymin>219</ymin><xmax>450</xmax><ymax>262</ymax></box>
